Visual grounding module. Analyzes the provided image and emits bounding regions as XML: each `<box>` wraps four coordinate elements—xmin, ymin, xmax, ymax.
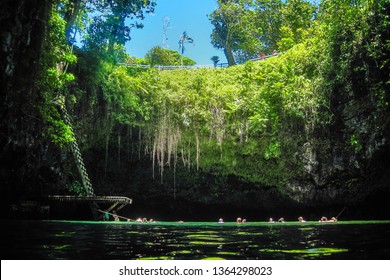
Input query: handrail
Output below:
<box><xmin>118</xmin><ymin>52</ymin><xmax>280</xmax><ymax>70</ymax></box>
<box><xmin>117</xmin><ymin>63</ymin><xmax>215</xmax><ymax>70</ymax></box>
<box><xmin>46</xmin><ymin>195</ymin><xmax>132</xmax><ymax>204</ymax></box>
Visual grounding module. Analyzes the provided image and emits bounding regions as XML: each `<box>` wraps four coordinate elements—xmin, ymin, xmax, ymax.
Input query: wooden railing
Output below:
<box><xmin>46</xmin><ymin>195</ymin><xmax>132</xmax><ymax>205</ymax></box>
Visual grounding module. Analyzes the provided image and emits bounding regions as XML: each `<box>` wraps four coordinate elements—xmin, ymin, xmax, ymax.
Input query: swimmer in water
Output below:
<box><xmin>113</xmin><ymin>211</ymin><xmax>119</xmax><ymax>222</ymax></box>
<box><xmin>319</xmin><ymin>216</ymin><xmax>328</xmax><ymax>222</ymax></box>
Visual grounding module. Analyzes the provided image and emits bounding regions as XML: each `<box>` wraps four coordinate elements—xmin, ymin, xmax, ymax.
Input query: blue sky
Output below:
<box><xmin>125</xmin><ymin>0</ymin><xmax>227</xmax><ymax>65</ymax></box>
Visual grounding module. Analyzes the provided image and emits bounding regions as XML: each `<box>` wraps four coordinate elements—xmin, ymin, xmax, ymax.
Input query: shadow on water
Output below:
<box><xmin>1</xmin><ymin>220</ymin><xmax>390</xmax><ymax>260</ymax></box>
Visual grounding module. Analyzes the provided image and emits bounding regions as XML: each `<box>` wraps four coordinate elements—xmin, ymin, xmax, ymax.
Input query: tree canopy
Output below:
<box><xmin>61</xmin><ymin>0</ymin><xmax>156</xmax><ymax>58</ymax></box>
<box><xmin>145</xmin><ymin>46</ymin><xmax>196</xmax><ymax>66</ymax></box>
<box><xmin>209</xmin><ymin>0</ymin><xmax>317</xmax><ymax>65</ymax></box>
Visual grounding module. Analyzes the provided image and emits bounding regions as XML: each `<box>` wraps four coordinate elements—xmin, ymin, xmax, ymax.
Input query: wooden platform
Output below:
<box><xmin>46</xmin><ymin>195</ymin><xmax>132</xmax><ymax>220</ymax></box>
<box><xmin>46</xmin><ymin>195</ymin><xmax>132</xmax><ymax>204</ymax></box>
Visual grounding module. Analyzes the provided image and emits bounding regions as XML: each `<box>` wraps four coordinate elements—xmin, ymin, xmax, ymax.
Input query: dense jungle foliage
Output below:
<box><xmin>1</xmin><ymin>0</ymin><xmax>389</xmax><ymax>218</ymax></box>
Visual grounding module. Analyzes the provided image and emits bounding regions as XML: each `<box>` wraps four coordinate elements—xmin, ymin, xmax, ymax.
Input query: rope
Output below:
<box><xmin>97</xmin><ymin>209</ymin><xmax>135</xmax><ymax>221</ymax></box>
<box><xmin>336</xmin><ymin>206</ymin><xmax>347</xmax><ymax>219</ymax></box>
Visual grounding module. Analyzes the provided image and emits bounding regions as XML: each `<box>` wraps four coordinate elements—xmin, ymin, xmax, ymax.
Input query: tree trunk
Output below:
<box><xmin>224</xmin><ymin>45</ymin><xmax>236</xmax><ymax>66</ymax></box>
<box><xmin>64</xmin><ymin>0</ymin><xmax>83</xmax><ymax>43</ymax></box>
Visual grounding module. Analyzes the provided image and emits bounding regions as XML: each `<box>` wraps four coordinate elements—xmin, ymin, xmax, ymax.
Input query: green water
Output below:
<box><xmin>1</xmin><ymin>220</ymin><xmax>390</xmax><ymax>259</ymax></box>
<box><xmin>48</xmin><ymin>220</ymin><xmax>390</xmax><ymax>226</ymax></box>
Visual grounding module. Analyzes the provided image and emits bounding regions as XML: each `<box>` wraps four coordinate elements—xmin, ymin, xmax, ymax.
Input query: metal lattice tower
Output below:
<box><xmin>162</xmin><ymin>16</ymin><xmax>172</xmax><ymax>49</ymax></box>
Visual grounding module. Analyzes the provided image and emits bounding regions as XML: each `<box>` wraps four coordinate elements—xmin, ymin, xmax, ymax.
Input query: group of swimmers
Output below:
<box><xmin>106</xmin><ymin>210</ymin><xmax>338</xmax><ymax>223</ymax></box>
<box><xmin>268</xmin><ymin>216</ymin><xmax>337</xmax><ymax>223</ymax></box>
<box><xmin>219</xmin><ymin>217</ymin><xmax>248</xmax><ymax>223</ymax></box>
<box><xmin>319</xmin><ymin>216</ymin><xmax>338</xmax><ymax>222</ymax></box>
<box><xmin>133</xmin><ymin>217</ymin><xmax>156</xmax><ymax>223</ymax></box>
<box><xmin>268</xmin><ymin>216</ymin><xmax>306</xmax><ymax>223</ymax></box>
<box><xmin>217</xmin><ymin>216</ymin><xmax>338</xmax><ymax>223</ymax></box>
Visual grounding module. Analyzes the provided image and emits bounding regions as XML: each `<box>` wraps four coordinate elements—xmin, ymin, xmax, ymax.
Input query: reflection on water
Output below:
<box><xmin>1</xmin><ymin>220</ymin><xmax>390</xmax><ymax>260</ymax></box>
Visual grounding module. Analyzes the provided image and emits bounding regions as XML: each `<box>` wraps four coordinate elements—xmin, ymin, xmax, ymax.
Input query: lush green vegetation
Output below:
<box><xmin>2</xmin><ymin>0</ymin><xmax>389</xmax><ymax>208</ymax></box>
<box><xmin>144</xmin><ymin>46</ymin><xmax>196</xmax><ymax>66</ymax></box>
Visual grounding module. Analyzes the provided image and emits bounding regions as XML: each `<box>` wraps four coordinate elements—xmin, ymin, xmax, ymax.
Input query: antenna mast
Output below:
<box><xmin>162</xmin><ymin>16</ymin><xmax>171</xmax><ymax>49</ymax></box>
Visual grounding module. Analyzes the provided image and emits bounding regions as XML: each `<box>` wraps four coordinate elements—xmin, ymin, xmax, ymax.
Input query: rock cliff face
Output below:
<box><xmin>0</xmin><ymin>0</ymin><xmax>60</xmax><ymax>204</ymax></box>
<box><xmin>285</xmin><ymin>77</ymin><xmax>390</xmax><ymax>211</ymax></box>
